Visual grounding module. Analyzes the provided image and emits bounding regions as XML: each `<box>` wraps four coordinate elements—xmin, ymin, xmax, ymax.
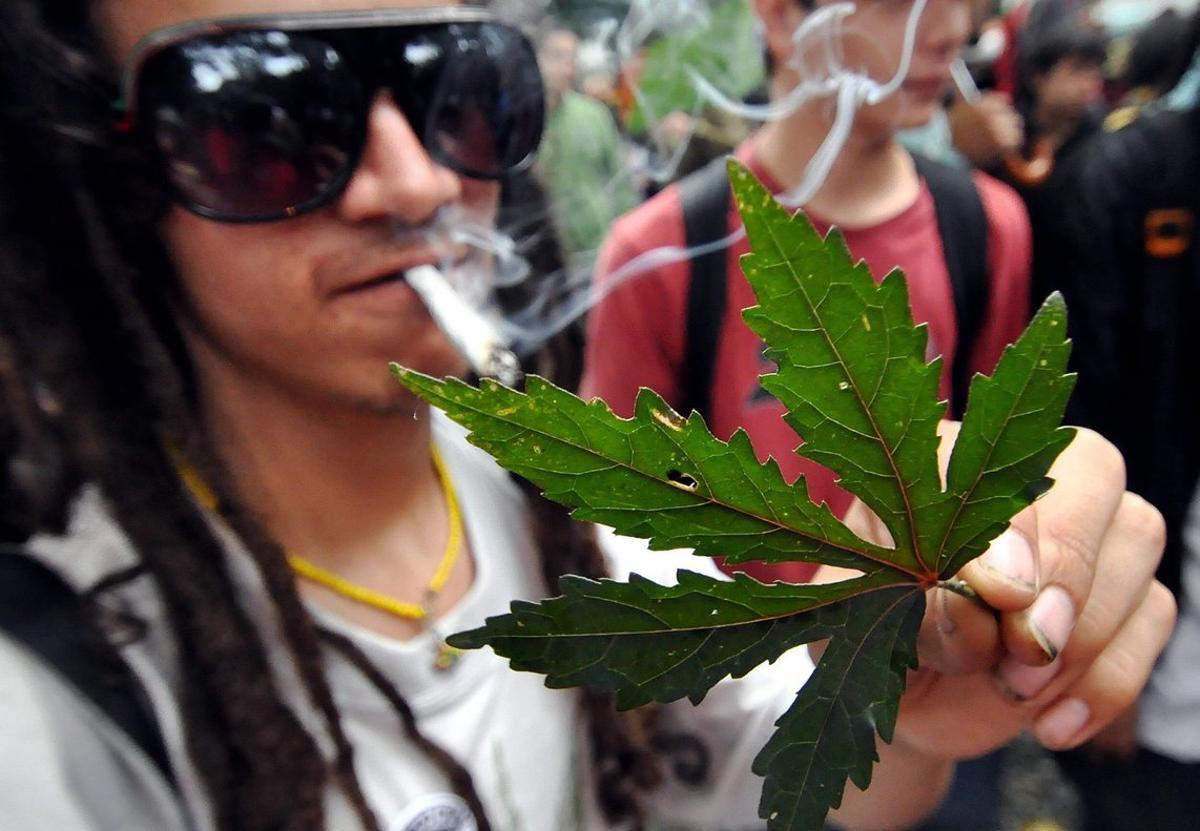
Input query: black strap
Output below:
<box><xmin>0</xmin><ymin>546</ymin><xmax>174</xmax><ymax>785</ymax></box>
<box><xmin>911</xmin><ymin>154</ymin><xmax>991</xmax><ymax>420</ymax></box>
<box><xmin>679</xmin><ymin>156</ymin><xmax>733</xmax><ymax>421</ymax></box>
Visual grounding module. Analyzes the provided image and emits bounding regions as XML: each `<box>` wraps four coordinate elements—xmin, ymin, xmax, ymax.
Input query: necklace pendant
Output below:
<box><xmin>433</xmin><ymin>640</ymin><xmax>465</xmax><ymax>673</ymax></box>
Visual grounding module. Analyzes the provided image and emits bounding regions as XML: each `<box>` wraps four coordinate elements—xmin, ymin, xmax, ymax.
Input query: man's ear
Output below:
<box><xmin>753</xmin><ymin>0</ymin><xmax>808</xmax><ymax>73</ymax></box>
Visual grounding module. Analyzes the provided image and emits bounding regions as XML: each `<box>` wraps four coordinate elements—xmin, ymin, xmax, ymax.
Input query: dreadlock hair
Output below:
<box><xmin>0</xmin><ymin>1</ymin><xmax>665</xmax><ymax>829</ymax></box>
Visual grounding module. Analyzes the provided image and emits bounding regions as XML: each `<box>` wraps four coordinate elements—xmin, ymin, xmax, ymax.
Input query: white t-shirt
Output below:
<box><xmin>9</xmin><ymin>413</ymin><xmax>814</xmax><ymax>831</ymax></box>
<box><xmin>1138</xmin><ymin>480</ymin><xmax>1200</xmax><ymax>762</ymax></box>
<box><xmin>313</xmin><ymin>416</ymin><xmax>815</xmax><ymax>831</ymax></box>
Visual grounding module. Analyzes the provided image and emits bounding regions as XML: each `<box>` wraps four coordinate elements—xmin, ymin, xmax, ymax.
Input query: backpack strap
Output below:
<box><xmin>910</xmin><ymin>154</ymin><xmax>991</xmax><ymax>420</ymax></box>
<box><xmin>0</xmin><ymin>545</ymin><xmax>174</xmax><ymax>785</ymax></box>
<box><xmin>679</xmin><ymin>156</ymin><xmax>733</xmax><ymax>422</ymax></box>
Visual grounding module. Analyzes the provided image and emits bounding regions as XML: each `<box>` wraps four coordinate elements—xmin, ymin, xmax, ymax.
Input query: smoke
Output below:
<box><xmin>423</xmin><ymin>0</ymin><xmax>937</xmax><ymax>367</ymax></box>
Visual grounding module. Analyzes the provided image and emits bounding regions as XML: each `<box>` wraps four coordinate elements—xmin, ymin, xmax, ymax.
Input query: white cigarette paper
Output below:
<box><xmin>951</xmin><ymin>58</ymin><xmax>981</xmax><ymax>105</ymax></box>
<box><xmin>405</xmin><ymin>265</ymin><xmax>522</xmax><ymax>386</ymax></box>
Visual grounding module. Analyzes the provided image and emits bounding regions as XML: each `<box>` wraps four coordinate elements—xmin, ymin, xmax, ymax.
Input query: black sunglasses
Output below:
<box><xmin>115</xmin><ymin>7</ymin><xmax>546</xmax><ymax>223</ymax></box>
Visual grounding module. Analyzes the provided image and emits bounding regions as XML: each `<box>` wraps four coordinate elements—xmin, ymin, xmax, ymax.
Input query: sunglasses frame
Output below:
<box><xmin>114</xmin><ymin>6</ymin><xmax>542</xmax><ymax>223</ymax></box>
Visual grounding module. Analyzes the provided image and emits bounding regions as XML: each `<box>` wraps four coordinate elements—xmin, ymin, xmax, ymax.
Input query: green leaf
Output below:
<box><xmin>733</xmin><ymin>163</ymin><xmax>946</xmax><ymax>575</ymax></box>
<box><xmin>936</xmin><ymin>296</ymin><xmax>1077</xmax><ymax>576</ymax></box>
<box><xmin>755</xmin><ymin>589</ymin><xmax>924</xmax><ymax>828</ymax></box>
<box><xmin>396</xmin><ymin>371</ymin><xmax>909</xmax><ymax>577</ymax></box>
<box><xmin>391</xmin><ymin>159</ymin><xmax>1075</xmax><ymax>831</ymax></box>
<box><xmin>447</xmin><ymin>569</ymin><xmax>910</xmax><ymax>709</ymax></box>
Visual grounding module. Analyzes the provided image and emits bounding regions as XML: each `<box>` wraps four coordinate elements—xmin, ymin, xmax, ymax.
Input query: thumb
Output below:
<box><xmin>957</xmin><ymin>510</ymin><xmax>1040</xmax><ymax>614</ymax></box>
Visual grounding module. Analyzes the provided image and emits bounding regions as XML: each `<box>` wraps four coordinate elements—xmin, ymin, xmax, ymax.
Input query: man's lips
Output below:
<box><xmin>322</xmin><ymin>249</ymin><xmax>471</xmax><ymax>298</ymax></box>
<box><xmin>337</xmin><ymin>270</ymin><xmax>411</xmax><ymax>295</ymax></box>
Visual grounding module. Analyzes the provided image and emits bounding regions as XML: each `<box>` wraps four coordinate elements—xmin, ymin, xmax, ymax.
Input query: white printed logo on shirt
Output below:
<box><xmin>390</xmin><ymin>793</ymin><xmax>478</xmax><ymax>831</ymax></box>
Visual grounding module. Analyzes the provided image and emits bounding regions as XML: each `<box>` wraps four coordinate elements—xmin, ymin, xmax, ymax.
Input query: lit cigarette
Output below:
<box><xmin>405</xmin><ymin>265</ymin><xmax>522</xmax><ymax>386</ymax></box>
<box><xmin>951</xmin><ymin>58</ymin><xmax>981</xmax><ymax>104</ymax></box>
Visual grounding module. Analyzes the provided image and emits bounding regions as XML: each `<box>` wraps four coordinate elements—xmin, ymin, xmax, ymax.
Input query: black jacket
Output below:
<box><xmin>1052</xmin><ymin>104</ymin><xmax>1200</xmax><ymax>600</ymax></box>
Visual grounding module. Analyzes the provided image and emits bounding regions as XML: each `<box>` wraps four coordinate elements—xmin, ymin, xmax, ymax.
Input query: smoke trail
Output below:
<box><xmin>421</xmin><ymin>0</ymin><xmax>941</xmax><ymax>365</ymax></box>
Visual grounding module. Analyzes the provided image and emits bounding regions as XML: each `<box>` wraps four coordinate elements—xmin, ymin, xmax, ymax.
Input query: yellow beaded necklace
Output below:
<box><xmin>287</xmin><ymin>447</ymin><xmax>463</xmax><ymax>622</ymax></box>
<box><xmin>175</xmin><ymin>445</ymin><xmax>467</xmax><ymax>669</ymax></box>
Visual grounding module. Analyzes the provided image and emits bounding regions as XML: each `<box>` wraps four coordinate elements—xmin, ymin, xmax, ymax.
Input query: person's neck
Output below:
<box><xmin>753</xmin><ymin>97</ymin><xmax>919</xmax><ymax>229</ymax></box>
<box><xmin>196</xmin><ymin>368</ymin><xmax>444</xmax><ymax>572</ymax></box>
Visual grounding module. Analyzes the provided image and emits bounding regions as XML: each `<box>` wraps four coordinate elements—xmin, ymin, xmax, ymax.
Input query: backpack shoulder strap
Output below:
<box><xmin>679</xmin><ymin>156</ymin><xmax>733</xmax><ymax>422</ymax></box>
<box><xmin>0</xmin><ymin>545</ymin><xmax>174</xmax><ymax>785</ymax></box>
<box><xmin>911</xmin><ymin>154</ymin><xmax>990</xmax><ymax>420</ymax></box>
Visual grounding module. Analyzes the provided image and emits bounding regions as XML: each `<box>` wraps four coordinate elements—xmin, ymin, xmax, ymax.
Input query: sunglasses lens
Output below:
<box><xmin>390</xmin><ymin>23</ymin><xmax>545</xmax><ymax>179</ymax></box>
<box><xmin>141</xmin><ymin>32</ymin><xmax>365</xmax><ymax>220</ymax></box>
<box><xmin>132</xmin><ymin>20</ymin><xmax>546</xmax><ymax>220</ymax></box>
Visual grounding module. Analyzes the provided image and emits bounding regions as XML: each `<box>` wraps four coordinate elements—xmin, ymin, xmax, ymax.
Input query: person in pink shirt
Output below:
<box><xmin>582</xmin><ymin>0</ymin><xmax>1033</xmax><ymax>586</ymax></box>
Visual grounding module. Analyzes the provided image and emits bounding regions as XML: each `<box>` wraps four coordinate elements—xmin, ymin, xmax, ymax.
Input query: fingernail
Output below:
<box><xmin>996</xmin><ymin>656</ymin><xmax>1064</xmax><ymax>701</ymax></box>
<box><xmin>979</xmin><ymin>531</ymin><xmax>1037</xmax><ymax>591</ymax></box>
<box><xmin>1034</xmin><ymin>698</ymin><xmax>1091</xmax><ymax>748</ymax></box>
<box><xmin>1028</xmin><ymin>585</ymin><xmax>1077</xmax><ymax>663</ymax></box>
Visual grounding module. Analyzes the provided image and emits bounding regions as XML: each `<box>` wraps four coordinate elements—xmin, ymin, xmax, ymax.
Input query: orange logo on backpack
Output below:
<box><xmin>1145</xmin><ymin>209</ymin><xmax>1195</xmax><ymax>259</ymax></box>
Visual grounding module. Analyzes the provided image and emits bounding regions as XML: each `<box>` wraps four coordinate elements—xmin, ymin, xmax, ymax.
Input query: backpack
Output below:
<box><xmin>678</xmin><ymin>153</ymin><xmax>990</xmax><ymax>422</ymax></box>
<box><xmin>0</xmin><ymin>545</ymin><xmax>174</xmax><ymax>785</ymax></box>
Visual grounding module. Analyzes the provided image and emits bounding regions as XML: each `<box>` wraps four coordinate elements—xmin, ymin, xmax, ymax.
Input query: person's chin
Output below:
<box><xmin>394</xmin><ymin>344</ymin><xmax>472</xmax><ymax>385</ymax></box>
<box><xmin>894</xmin><ymin>102</ymin><xmax>941</xmax><ymax>133</ymax></box>
<box><xmin>336</xmin><ymin>376</ymin><xmax>447</xmax><ymax>419</ymax></box>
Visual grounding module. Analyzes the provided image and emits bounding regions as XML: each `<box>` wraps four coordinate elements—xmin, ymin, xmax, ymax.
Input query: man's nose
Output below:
<box><xmin>335</xmin><ymin>92</ymin><xmax>463</xmax><ymax>225</ymax></box>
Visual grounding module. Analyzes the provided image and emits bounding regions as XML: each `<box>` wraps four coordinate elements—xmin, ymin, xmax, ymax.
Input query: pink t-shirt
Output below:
<box><xmin>580</xmin><ymin>142</ymin><xmax>1032</xmax><ymax>584</ymax></box>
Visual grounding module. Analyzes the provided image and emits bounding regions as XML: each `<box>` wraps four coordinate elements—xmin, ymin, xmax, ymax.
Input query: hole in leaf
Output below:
<box><xmin>667</xmin><ymin>470</ymin><xmax>699</xmax><ymax>492</ymax></box>
<box><xmin>652</xmin><ymin>409</ymin><xmax>686</xmax><ymax>431</ymax></box>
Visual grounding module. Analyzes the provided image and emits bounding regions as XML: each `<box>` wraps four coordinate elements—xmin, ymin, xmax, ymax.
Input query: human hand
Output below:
<box><xmin>1083</xmin><ymin>703</ymin><xmax>1140</xmax><ymax>761</ymax></box>
<box><xmin>838</xmin><ymin>425</ymin><xmax>1175</xmax><ymax>762</ymax></box>
<box><xmin>949</xmin><ymin>91</ymin><xmax>1024</xmax><ymax>168</ymax></box>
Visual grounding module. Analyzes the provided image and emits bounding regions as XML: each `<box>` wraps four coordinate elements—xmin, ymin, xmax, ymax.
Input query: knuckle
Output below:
<box><xmin>1042</xmin><ymin>511</ymin><xmax>1098</xmax><ymax>573</ymax></box>
<box><xmin>1094</xmin><ymin>661</ymin><xmax>1143</xmax><ymax>714</ymax></box>
<box><xmin>1085</xmin><ymin>584</ymin><xmax>1180</xmax><ymax>711</ymax></box>
<box><xmin>1067</xmin><ymin>428</ymin><xmax>1127</xmax><ymax>490</ymax></box>
<box><xmin>1119</xmin><ymin>493</ymin><xmax>1167</xmax><ymax>558</ymax></box>
<box><xmin>1147</xmin><ymin>581</ymin><xmax>1179</xmax><ymax>633</ymax></box>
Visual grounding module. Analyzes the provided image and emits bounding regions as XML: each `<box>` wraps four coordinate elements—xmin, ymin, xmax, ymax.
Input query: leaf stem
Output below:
<box><xmin>936</xmin><ymin>578</ymin><xmax>993</xmax><ymax>614</ymax></box>
<box><xmin>938</xmin><ymin>578</ymin><xmax>978</xmax><ymax>600</ymax></box>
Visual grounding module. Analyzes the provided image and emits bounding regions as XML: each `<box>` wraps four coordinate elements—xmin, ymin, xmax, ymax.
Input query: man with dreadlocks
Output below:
<box><xmin>0</xmin><ymin>1</ymin><xmax>1176</xmax><ymax>830</ymax></box>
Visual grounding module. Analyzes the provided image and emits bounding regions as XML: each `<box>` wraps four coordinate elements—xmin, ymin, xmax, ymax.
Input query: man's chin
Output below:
<box><xmin>893</xmin><ymin>103</ymin><xmax>941</xmax><ymax>133</ymax></box>
<box><xmin>341</xmin><ymin>359</ymin><xmax>471</xmax><ymax>417</ymax></box>
<box><xmin>336</xmin><ymin>386</ymin><xmax>430</xmax><ymax>419</ymax></box>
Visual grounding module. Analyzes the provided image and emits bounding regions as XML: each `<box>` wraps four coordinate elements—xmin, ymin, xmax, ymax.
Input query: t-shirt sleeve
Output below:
<box><xmin>0</xmin><ymin>635</ymin><xmax>190</xmax><ymax>831</ymax></box>
<box><xmin>579</xmin><ymin>193</ymin><xmax>690</xmax><ymax>416</ymax></box>
<box><xmin>970</xmin><ymin>172</ymin><xmax>1033</xmax><ymax>377</ymax></box>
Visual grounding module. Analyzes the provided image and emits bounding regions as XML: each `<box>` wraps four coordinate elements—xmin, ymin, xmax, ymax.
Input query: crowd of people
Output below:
<box><xmin>0</xmin><ymin>1</ymin><xmax>1193</xmax><ymax>830</ymax></box>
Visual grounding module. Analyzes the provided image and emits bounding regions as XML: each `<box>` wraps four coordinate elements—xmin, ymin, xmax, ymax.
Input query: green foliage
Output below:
<box><xmin>624</xmin><ymin>0</ymin><xmax>765</xmax><ymax>135</ymax></box>
<box><xmin>392</xmin><ymin>160</ymin><xmax>1075</xmax><ymax>830</ymax></box>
